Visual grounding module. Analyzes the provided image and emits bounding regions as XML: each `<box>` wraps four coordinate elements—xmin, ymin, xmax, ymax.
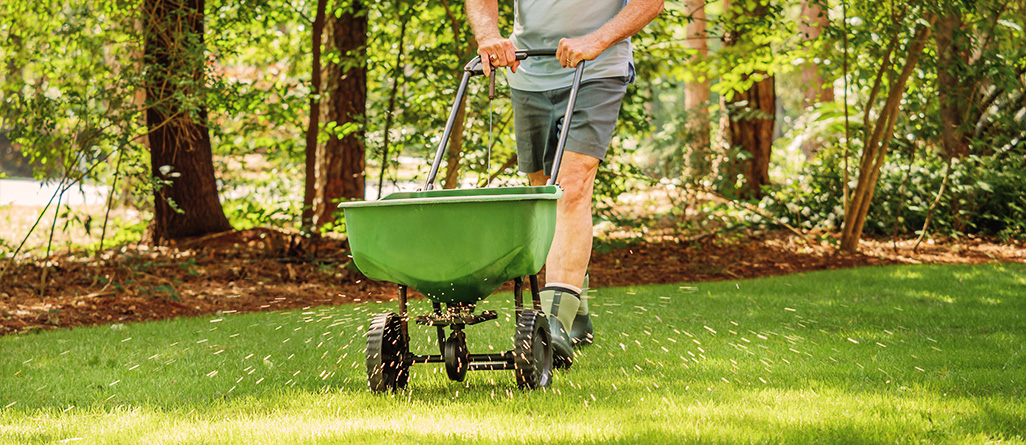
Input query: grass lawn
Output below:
<box><xmin>1</xmin><ymin>263</ymin><xmax>1024</xmax><ymax>444</ymax></box>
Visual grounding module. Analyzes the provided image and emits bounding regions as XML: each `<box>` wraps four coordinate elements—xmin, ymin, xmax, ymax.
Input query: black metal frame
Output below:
<box><xmin>423</xmin><ymin>49</ymin><xmax>586</xmax><ymax>191</ymax></box>
<box><xmin>391</xmin><ymin>271</ymin><xmax>543</xmax><ymax>373</ymax></box>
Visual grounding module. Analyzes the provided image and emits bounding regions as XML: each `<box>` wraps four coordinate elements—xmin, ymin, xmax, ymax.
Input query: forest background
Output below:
<box><xmin>0</xmin><ymin>0</ymin><xmax>1024</xmax><ymax>331</ymax></box>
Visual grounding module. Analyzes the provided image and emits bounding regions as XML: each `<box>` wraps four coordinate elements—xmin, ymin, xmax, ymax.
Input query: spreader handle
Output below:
<box><xmin>462</xmin><ymin>49</ymin><xmax>557</xmax><ymax>75</ymax></box>
<box><xmin>425</xmin><ymin>49</ymin><xmax>586</xmax><ymax>190</ymax></box>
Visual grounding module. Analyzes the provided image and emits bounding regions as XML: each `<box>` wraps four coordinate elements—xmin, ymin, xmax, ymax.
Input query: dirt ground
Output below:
<box><xmin>1</xmin><ymin>228</ymin><xmax>1024</xmax><ymax>335</ymax></box>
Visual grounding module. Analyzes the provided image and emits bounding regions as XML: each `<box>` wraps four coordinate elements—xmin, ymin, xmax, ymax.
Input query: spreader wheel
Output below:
<box><xmin>513</xmin><ymin>309</ymin><xmax>553</xmax><ymax>389</ymax></box>
<box><xmin>366</xmin><ymin>312</ymin><xmax>410</xmax><ymax>392</ymax></box>
<box><xmin>444</xmin><ymin>331</ymin><xmax>470</xmax><ymax>382</ymax></box>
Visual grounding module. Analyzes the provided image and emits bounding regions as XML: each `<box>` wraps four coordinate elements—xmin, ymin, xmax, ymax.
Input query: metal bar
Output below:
<box><xmin>467</xmin><ymin>353</ymin><xmax>511</xmax><ymax>362</ymax></box>
<box><xmin>433</xmin><ymin>49</ymin><xmax>581</xmax><ymax>189</ymax></box>
<box><xmin>529</xmin><ymin>274</ymin><xmax>542</xmax><ymax>310</ymax></box>
<box><xmin>464</xmin><ymin>49</ymin><xmax>558</xmax><ymax>76</ymax></box>
<box><xmin>398</xmin><ymin>285</ymin><xmax>409</xmax><ymax>346</ymax></box>
<box><xmin>424</xmin><ymin>71</ymin><xmax>472</xmax><ymax>190</ymax></box>
<box><xmin>431</xmin><ymin>302</ymin><xmax>445</xmax><ymax>356</ymax></box>
<box><xmin>521</xmin><ymin>49</ymin><xmax>557</xmax><ymax>58</ymax></box>
<box><xmin>399</xmin><ymin>285</ymin><xmax>408</xmax><ymax>317</ymax></box>
<box><xmin>513</xmin><ymin>277</ymin><xmax>524</xmax><ymax>311</ymax></box>
<box><xmin>409</xmin><ymin>353</ymin><xmax>509</xmax><ymax>365</ymax></box>
<box><xmin>547</xmin><ymin>61</ymin><xmax>587</xmax><ymax>186</ymax></box>
<box><xmin>468</xmin><ymin>363</ymin><xmax>514</xmax><ymax>371</ymax></box>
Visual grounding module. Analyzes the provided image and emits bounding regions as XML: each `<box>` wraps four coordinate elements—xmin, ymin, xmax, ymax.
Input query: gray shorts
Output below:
<box><xmin>511</xmin><ymin>76</ymin><xmax>629</xmax><ymax>175</ymax></box>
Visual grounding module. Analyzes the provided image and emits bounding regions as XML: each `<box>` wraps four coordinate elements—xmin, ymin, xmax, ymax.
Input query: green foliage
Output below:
<box><xmin>222</xmin><ymin>175</ymin><xmax>304</xmax><ymax>231</ymax></box>
<box><xmin>203</xmin><ymin>0</ymin><xmax>310</xmax><ymax>184</ymax></box>
<box><xmin>768</xmin><ymin>143</ymin><xmax>1026</xmax><ymax>241</ymax></box>
<box><xmin>83</xmin><ymin>217</ymin><xmax>148</xmax><ymax>251</ymax></box>
<box><xmin>952</xmin><ymin>149</ymin><xmax>1026</xmax><ymax>241</ymax></box>
<box><xmin>1</xmin><ymin>0</ymin><xmax>146</xmax><ymax>189</ymax></box>
<box><xmin>223</xmin><ymin>199</ymin><xmax>297</xmax><ymax>231</ymax></box>
<box><xmin>2</xmin><ymin>0</ymin><xmax>1024</xmax><ymax>250</ymax></box>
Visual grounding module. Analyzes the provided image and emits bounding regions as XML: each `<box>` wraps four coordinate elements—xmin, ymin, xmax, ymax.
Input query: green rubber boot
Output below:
<box><xmin>540</xmin><ymin>286</ymin><xmax>579</xmax><ymax>369</ymax></box>
<box><xmin>570</xmin><ymin>274</ymin><xmax>594</xmax><ymax>346</ymax></box>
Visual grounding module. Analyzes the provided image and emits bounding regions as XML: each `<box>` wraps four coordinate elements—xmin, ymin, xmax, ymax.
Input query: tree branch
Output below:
<box><xmin>913</xmin><ymin>157</ymin><xmax>953</xmax><ymax>253</ymax></box>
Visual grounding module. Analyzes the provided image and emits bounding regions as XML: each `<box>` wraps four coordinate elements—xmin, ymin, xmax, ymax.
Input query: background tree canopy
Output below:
<box><xmin>1</xmin><ymin>0</ymin><xmax>1024</xmax><ymax>259</ymax></box>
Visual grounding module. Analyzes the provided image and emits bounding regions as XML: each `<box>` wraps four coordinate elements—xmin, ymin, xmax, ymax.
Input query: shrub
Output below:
<box><xmin>768</xmin><ymin>144</ymin><xmax>1026</xmax><ymax>241</ymax></box>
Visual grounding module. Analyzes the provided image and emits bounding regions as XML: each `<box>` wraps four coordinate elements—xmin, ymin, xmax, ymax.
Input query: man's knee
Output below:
<box><xmin>554</xmin><ymin>154</ymin><xmax>599</xmax><ymax>193</ymax></box>
<box><xmin>551</xmin><ymin>159</ymin><xmax>597</xmax><ymax>212</ymax></box>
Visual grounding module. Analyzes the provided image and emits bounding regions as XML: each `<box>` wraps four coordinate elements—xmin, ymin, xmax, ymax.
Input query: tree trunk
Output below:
<box><xmin>726</xmin><ymin>73</ymin><xmax>775</xmax><ymax>200</ymax></box>
<box><xmin>442</xmin><ymin>95</ymin><xmax>468</xmax><ymax>189</ymax></box>
<box><xmin>313</xmin><ymin>0</ymin><xmax>367</xmax><ymax>226</ymax></box>
<box><xmin>684</xmin><ymin>0</ymin><xmax>711</xmax><ymax>178</ymax></box>
<box><xmin>799</xmin><ymin>0</ymin><xmax>834</xmax><ymax>159</ymax></box>
<box><xmin>377</xmin><ymin>6</ymin><xmax>414</xmax><ymax>198</ymax></box>
<box><xmin>934</xmin><ymin>13</ymin><xmax>973</xmax><ymax>233</ymax></box>
<box><xmin>799</xmin><ymin>0</ymin><xmax>833</xmax><ymax>107</ymax></box>
<box><xmin>143</xmin><ymin>0</ymin><xmax>232</xmax><ymax>242</ymax></box>
<box><xmin>840</xmin><ymin>16</ymin><xmax>936</xmax><ymax>252</ymax></box>
<box><xmin>302</xmin><ymin>0</ymin><xmax>328</xmax><ymax>229</ymax></box>
<box><xmin>935</xmin><ymin>13</ymin><xmax>971</xmax><ymax>159</ymax></box>
<box><xmin>437</xmin><ymin>0</ymin><xmax>474</xmax><ymax>190</ymax></box>
<box><xmin>723</xmin><ymin>0</ymin><xmax>775</xmax><ymax>200</ymax></box>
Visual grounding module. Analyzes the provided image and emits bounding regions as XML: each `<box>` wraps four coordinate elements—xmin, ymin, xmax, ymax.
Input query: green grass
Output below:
<box><xmin>1</xmin><ymin>263</ymin><xmax>1024</xmax><ymax>444</ymax></box>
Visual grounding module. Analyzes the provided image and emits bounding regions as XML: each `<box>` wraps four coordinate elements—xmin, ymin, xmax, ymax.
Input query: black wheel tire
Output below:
<box><xmin>366</xmin><ymin>312</ymin><xmax>410</xmax><ymax>392</ymax></box>
<box><xmin>444</xmin><ymin>331</ymin><xmax>469</xmax><ymax>382</ymax></box>
<box><xmin>513</xmin><ymin>309</ymin><xmax>553</xmax><ymax>389</ymax></box>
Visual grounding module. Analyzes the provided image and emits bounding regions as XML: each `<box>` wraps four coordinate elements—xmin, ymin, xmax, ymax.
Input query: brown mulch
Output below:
<box><xmin>1</xmin><ymin>228</ymin><xmax>1023</xmax><ymax>335</ymax></box>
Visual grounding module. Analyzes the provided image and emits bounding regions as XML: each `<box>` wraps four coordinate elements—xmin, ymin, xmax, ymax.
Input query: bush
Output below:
<box><xmin>767</xmin><ymin>144</ymin><xmax>1026</xmax><ymax>241</ymax></box>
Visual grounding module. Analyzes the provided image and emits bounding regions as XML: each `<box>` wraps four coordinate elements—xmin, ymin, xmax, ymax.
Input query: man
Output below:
<box><xmin>467</xmin><ymin>0</ymin><xmax>663</xmax><ymax>367</ymax></box>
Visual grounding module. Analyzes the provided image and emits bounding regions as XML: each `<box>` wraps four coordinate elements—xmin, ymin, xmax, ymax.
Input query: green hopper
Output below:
<box><xmin>342</xmin><ymin>185</ymin><xmax>561</xmax><ymax>305</ymax></box>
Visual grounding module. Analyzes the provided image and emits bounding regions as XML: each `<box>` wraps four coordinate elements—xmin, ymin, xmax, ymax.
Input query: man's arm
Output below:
<box><xmin>466</xmin><ymin>0</ymin><xmax>519</xmax><ymax>76</ymax></box>
<box><xmin>558</xmin><ymin>0</ymin><xmax>664</xmax><ymax>68</ymax></box>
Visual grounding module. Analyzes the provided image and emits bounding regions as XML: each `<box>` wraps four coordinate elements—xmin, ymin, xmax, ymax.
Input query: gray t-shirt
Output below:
<box><xmin>507</xmin><ymin>0</ymin><xmax>633</xmax><ymax>92</ymax></box>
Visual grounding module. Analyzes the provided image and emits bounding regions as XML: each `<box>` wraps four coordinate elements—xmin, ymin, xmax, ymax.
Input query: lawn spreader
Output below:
<box><xmin>339</xmin><ymin>50</ymin><xmax>586</xmax><ymax>392</ymax></box>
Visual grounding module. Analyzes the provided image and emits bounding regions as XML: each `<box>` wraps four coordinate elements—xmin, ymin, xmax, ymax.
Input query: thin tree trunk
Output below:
<box><xmin>378</xmin><ymin>8</ymin><xmax>412</xmax><ymax>198</ymax></box>
<box><xmin>143</xmin><ymin>0</ymin><xmax>232</xmax><ymax>242</ymax></box>
<box><xmin>799</xmin><ymin>0</ymin><xmax>833</xmax><ymax>107</ymax></box>
<box><xmin>302</xmin><ymin>0</ymin><xmax>328</xmax><ymax>228</ymax></box>
<box><xmin>799</xmin><ymin>0</ymin><xmax>833</xmax><ymax>159</ymax></box>
<box><xmin>935</xmin><ymin>13</ymin><xmax>971</xmax><ymax>159</ymax></box>
<box><xmin>840</xmin><ymin>16</ymin><xmax>936</xmax><ymax>252</ymax></box>
<box><xmin>723</xmin><ymin>0</ymin><xmax>775</xmax><ymax>200</ymax></box>
<box><xmin>314</xmin><ymin>0</ymin><xmax>367</xmax><ymax>226</ymax></box>
<box><xmin>935</xmin><ymin>13</ymin><xmax>972</xmax><ymax>233</ymax></box>
<box><xmin>439</xmin><ymin>0</ymin><xmax>473</xmax><ymax>190</ymax></box>
<box><xmin>726</xmin><ymin>73</ymin><xmax>775</xmax><ymax>199</ymax></box>
<box><xmin>913</xmin><ymin>158</ymin><xmax>953</xmax><ymax>252</ymax></box>
<box><xmin>442</xmin><ymin>95</ymin><xmax>468</xmax><ymax>189</ymax></box>
<box><xmin>684</xmin><ymin>0</ymin><xmax>711</xmax><ymax>177</ymax></box>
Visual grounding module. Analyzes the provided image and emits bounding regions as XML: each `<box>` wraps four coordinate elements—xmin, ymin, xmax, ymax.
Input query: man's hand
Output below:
<box><xmin>556</xmin><ymin>36</ymin><xmax>606</xmax><ymax>69</ymax></box>
<box><xmin>466</xmin><ymin>0</ymin><xmax>518</xmax><ymax>76</ymax></box>
<box><xmin>478</xmin><ymin>37</ymin><xmax>519</xmax><ymax>76</ymax></box>
<box><xmin>556</xmin><ymin>0</ymin><xmax>664</xmax><ymax>68</ymax></box>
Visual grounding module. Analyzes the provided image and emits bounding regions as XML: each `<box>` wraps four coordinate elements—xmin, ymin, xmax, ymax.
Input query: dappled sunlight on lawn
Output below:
<box><xmin>1</xmin><ymin>264</ymin><xmax>1023</xmax><ymax>443</ymax></box>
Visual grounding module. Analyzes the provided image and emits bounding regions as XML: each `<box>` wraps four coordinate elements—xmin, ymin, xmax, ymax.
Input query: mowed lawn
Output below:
<box><xmin>1</xmin><ymin>263</ymin><xmax>1024</xmax><ymax>444</ymax></box>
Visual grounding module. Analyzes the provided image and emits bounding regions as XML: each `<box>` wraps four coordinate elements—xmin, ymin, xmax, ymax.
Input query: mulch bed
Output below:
<box><xmin>1</xmin><ymin>228</ymin><xmax>1023</xmax><ymax>335</ymax></box>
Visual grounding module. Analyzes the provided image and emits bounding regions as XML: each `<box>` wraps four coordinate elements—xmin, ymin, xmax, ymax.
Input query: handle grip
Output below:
<box><xmin>463</xmin><ymin>49</ymin><xmax>559</xmax><ymax>75</ymax></box>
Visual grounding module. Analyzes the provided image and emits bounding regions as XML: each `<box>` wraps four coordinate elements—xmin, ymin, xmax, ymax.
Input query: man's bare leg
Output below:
<box><xmin>528</xmin><ymin>151</ymin><xmax>599</xmax><ymax>290</ymax></box>
<box><xmin>529</xmin><ymin>151</ymin><xmax>599</xmax><ymax>365</ymax></box>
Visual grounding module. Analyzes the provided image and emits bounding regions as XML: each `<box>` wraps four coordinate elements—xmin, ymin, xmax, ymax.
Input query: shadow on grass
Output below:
<box><xmin>1</xmin><ymin>264</ymin><xmax>1024</xmax><ymax>443</ymax></box>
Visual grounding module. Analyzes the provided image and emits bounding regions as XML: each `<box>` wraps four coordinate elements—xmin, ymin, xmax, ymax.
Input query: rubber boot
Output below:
<box><xmin>570</xmin><ymin>274</ymin><xmax>594</xmax><ymax>346</ymax></box>
<box><xmin>540</xmin><ymin>286</ymin><xmax>579</xmax><ymax>369</ymax></box>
